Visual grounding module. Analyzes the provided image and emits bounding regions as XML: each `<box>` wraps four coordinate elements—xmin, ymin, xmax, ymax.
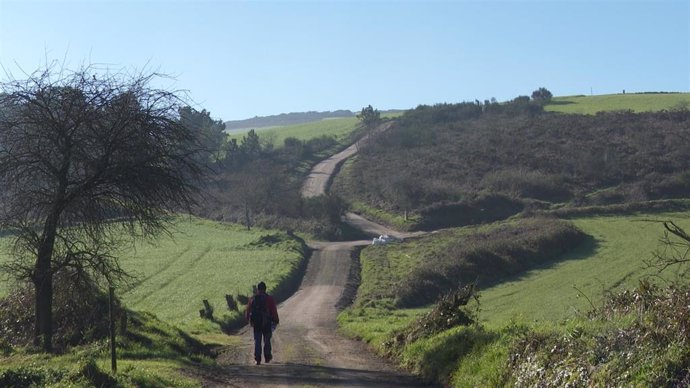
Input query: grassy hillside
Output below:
<box><xmin>224</xmin><ymin>110</ymin><xmax>355</xmax><ymax>131</ymax></box>
<box><xmin>228</xmin><ymin>116</ymin><xmax>359</xmax><ymax>147</ymax></box>
<box><xmin>0</xmin><ymin>310</ymin><xmax>210</xmax><ymax>387</ymax></box>
<box><xmin>338</xmin><ymin>211</ymin><xmax>690</xmax><ymax>385</ymax></box>
<box><xmin>546</xmin><ymin>92</ymin><xmax>690</xmax><ymax>114</ymax></box>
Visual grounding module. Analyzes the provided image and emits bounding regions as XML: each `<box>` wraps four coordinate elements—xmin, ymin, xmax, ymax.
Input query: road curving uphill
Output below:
<box><xmin>208</xmin><ymin>122</ymin><xmax>433</xmax><ymax>387</ymax></box>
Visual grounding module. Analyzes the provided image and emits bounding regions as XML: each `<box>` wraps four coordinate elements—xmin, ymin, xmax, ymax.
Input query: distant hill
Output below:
<box><xmin>224</xmin><ymin>110</ymin><xmax>355</xmax><ymax>131</ymax></box>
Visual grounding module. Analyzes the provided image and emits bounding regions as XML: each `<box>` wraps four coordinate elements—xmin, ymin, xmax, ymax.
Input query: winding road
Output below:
<box><xmin>204</xmin><ymin>122</ymin><xmax>432</xmax><ymax>387</ymax></box>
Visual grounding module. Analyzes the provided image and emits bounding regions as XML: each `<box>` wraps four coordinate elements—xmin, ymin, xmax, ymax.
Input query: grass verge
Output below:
<box><xmin>0</xmin><ymin>310</ymin><xmax>212</xmax><ymax>387</ymax></box>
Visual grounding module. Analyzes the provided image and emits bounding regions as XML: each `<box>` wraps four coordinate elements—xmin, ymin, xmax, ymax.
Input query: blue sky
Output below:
<box><xmin>1</xmin><ymin>0</ymin><xmax>688</xmax><ymax>121</ymax></box>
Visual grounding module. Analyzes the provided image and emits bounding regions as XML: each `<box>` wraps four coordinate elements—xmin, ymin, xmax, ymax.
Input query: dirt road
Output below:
<box><xmin>208</xmin><ymin>241</ymin><xmax>431</xmax><ymax>387</ymax></box>
<box><xmin>203</xmin><ymin>121</ymin><xmax>432</xmax><ymax>387</ymax></box>
<box><xmin>302</xmin><ymin>122</ymin><xmax>392</xmax><ymax>198</ymax></box>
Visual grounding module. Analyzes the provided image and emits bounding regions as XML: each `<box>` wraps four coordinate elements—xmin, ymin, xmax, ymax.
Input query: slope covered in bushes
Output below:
<box><xmin>334</xmin><ymin>102</ymin><xmax>690</xmax><ymax>229</ymax></box>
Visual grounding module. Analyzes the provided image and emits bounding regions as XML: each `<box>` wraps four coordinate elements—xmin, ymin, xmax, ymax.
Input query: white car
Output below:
<box><xmin>372</xmin><ymin>234</ymin><xmax>398</xmax><ymax>245</ymax></box>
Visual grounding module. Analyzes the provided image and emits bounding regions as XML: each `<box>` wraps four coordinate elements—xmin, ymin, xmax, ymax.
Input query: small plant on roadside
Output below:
<box><xmin>385</xmin><ymin>283</ymin><xmax>479</xmax><ymax>355</ymax></box>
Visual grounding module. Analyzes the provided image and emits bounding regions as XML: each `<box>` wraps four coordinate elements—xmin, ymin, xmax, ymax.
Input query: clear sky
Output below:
<box><xmin>0</xmin><ymin>0</ymin><xmax>688</xmax><ymax>121</ymax></box>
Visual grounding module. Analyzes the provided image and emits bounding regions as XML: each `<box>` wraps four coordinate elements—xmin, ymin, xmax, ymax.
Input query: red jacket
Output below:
<box><xmin>245</xmin><ymin>292</ymin><xmax>279</xmax><ymax>326</ymax></box>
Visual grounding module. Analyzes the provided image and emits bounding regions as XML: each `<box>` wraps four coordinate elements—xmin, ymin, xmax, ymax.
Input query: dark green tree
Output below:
<box><xmin>178</xmin><ymin>106</ymin><xmax>227</xmax><ymax>166</ymax></box>
<box><xmin>531</xmin><ymin>87</ymin><xmax>553</xmax><ymax>102</ymax></box>
<box><xmin>240</xmin><ymin>129</ymin><xmax>262</xmax><ymax>159</ymax></box>
<box><xmin>357</xmin><ymin>105</ymin><xmax>381</xmax><ymax>128</ymax></box>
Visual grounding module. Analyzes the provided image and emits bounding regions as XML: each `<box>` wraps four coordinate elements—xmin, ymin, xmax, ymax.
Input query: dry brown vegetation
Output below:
<box><xmin>334</xmin><ymin>101</ymin><xmax>690</xmax><ymax>229</ymax></box>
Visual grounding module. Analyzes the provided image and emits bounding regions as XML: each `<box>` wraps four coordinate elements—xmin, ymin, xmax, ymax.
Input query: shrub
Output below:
<box><xmin>415</xmin><ymin>193</ymin><xmax>524</xmax><ymax>230</ymax></box>
<box><xmin>0</xmin><ymin>366</ymin><xmax>66</xmax><ymax>387</ymax></box>
<box><xmin>480</xmin><ymin>169</ymin><xmax>571</xmax><ymax>201</ymax></box>
<box><xmin>507</xmin><ymin>281</ymin><xmax>690</xmax><ymax>386</ymax></box>
<box><xmin>0</xmin><ymin>270</ymin><xmax>119</xmax><ymax>350</ymax></box>
<box><xmin>396</xmin><ymin>284</ymin><xmax>479</xmax><ymax>346</ymax></box>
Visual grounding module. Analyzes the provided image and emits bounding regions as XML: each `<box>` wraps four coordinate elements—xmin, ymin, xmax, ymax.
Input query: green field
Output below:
<box><xmin>0</xmin><ymin>216</ymin><xmax>306</xmax><ymax>334</ymax></box>
<box><xmin>480</xmin><ymin>213</ymin><xmax>690</xmax><ymax>325</ymax></box>
<box><xmin>343</xmin><ymin>211</ymin><xmax>690</xmax><ymax>332</ymax></box>
<box><xmin>0</xmin><ymin>217</ymin><xmax>305</xmax><ymax>386</ymax></box>
<box><xmin>228</xmin><ymin>117</ymin><xmax>359</xmax><ymax>146</ymax></box>
<box><xmin>545</xmin><ymin>93</ymin><xmax>690</xmax><ymax>114</ymax></box>
<box><xmin>119</xmin><ymin>217</ymin><xmax>307</xmax><ymax>333</ymax></box>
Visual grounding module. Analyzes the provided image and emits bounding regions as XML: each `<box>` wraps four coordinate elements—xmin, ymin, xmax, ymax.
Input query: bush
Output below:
<box><xmin>0</xmin><ymin>366</ymin><xmax>66</xmax><ymax>387</ymax></box>
<box><xmin>0</xmin><ymin>270</ymin><xmax>120</xmax><ymax>350</ymax></box>
<box><xmin>415</xmin><ymin>193</ymin><xmax>524</xmax><ymax>230</ymax></box>
<box><xmin>481</xmin><ymin>169</ymin><xmax>571</xmax><ymax>201</ymax></box>
<box><xmin>396</xmin><ymin>284</ymin><xmax>479</xmax><ymax>346</ymax></box>
<box><xmin>507</xmin><ymin>281</ymin><xmax>690</xmax><ymax>386</ymax></box>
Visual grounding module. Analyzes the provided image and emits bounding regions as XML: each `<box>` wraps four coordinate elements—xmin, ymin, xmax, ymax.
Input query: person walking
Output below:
<box><xmin>245</xmin><ymin>281</ymin><xmax>279</xmax><ymax>365</ymax></box>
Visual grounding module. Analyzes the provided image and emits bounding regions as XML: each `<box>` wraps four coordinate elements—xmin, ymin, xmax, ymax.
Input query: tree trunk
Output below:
<box><xmin>33</xmin><ymin>211</ymin><xmax>60</xmax><ymax>352</ymax></box>
<box><xmin>33</xmin><ymin>248</ymin><xmax>54</xmax><ymax>352</ymax></box>
<box><xmin>33</xmin><ymin>266</ymin><xmax>53</xmax><ymax>352</ymax></box>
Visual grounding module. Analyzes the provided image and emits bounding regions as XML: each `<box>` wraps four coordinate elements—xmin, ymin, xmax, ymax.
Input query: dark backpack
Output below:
<box><xmin>250</xmin><ymin>294</ymin><xmax>271</xmax><ymax>330</ymax></box>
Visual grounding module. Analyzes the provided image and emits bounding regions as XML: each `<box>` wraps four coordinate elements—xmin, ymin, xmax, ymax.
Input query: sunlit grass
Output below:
<box><xmin>545</xmin><ymin>93</ymin><xmax>690</xmax><ymax>114</ymax></box>
<box><xmin>479</xmin><ymin>212</ymin><xmax>690</xmax><ymax>325</ymax></box>
<box><xmin>228</xmin><ymin>117</ymin><xmax>359</xmax><ymax>146</ymax></box>
<box><xmin>0</xmin><ymin>216</ymin><xmax>305</xmax><ymax>334</ymax></box>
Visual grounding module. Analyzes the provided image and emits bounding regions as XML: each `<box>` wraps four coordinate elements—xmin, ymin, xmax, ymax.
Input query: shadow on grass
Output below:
<box><xmin>414</xmin><ymin>327</ymin><xmax>501</xmax><ymax>383</ymax></box>
<box><xmin>480</xmin><ymin>234</ymin><xmax>599</xmax><ymax>290</ymax></box>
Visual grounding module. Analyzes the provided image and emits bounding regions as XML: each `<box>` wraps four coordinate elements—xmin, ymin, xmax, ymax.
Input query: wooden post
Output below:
<box><xmin>202</xmin><ymin>299</ymin><xmax>214</xmax><ymax>319</ymax></box>
<box><xmin>109</xmin><ymin>286</ymin><xmax>117</xmax><ymax>373</ymax></box>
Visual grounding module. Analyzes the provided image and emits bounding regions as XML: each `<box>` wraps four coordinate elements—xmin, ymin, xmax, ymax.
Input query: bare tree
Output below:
<box><xmin>224</xmin><ymin>160</ymin><xmax>291</xmax><ymax>230</ymax></box>
<box><xmin>0</xmin><ymin>65</ymin><xmax>203</xmax><ymax>352</ymax></box>
<box><xmin>647</xmin><ymin>221</ymin><xmax>690</xmax><ymax>276</ymax></box>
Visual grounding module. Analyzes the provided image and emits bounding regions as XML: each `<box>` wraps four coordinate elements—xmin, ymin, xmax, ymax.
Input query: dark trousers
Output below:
<box><xmin>253</xmin><ymin>326</ymin><xmax>272</xmax><ymax>362</ymax></box>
